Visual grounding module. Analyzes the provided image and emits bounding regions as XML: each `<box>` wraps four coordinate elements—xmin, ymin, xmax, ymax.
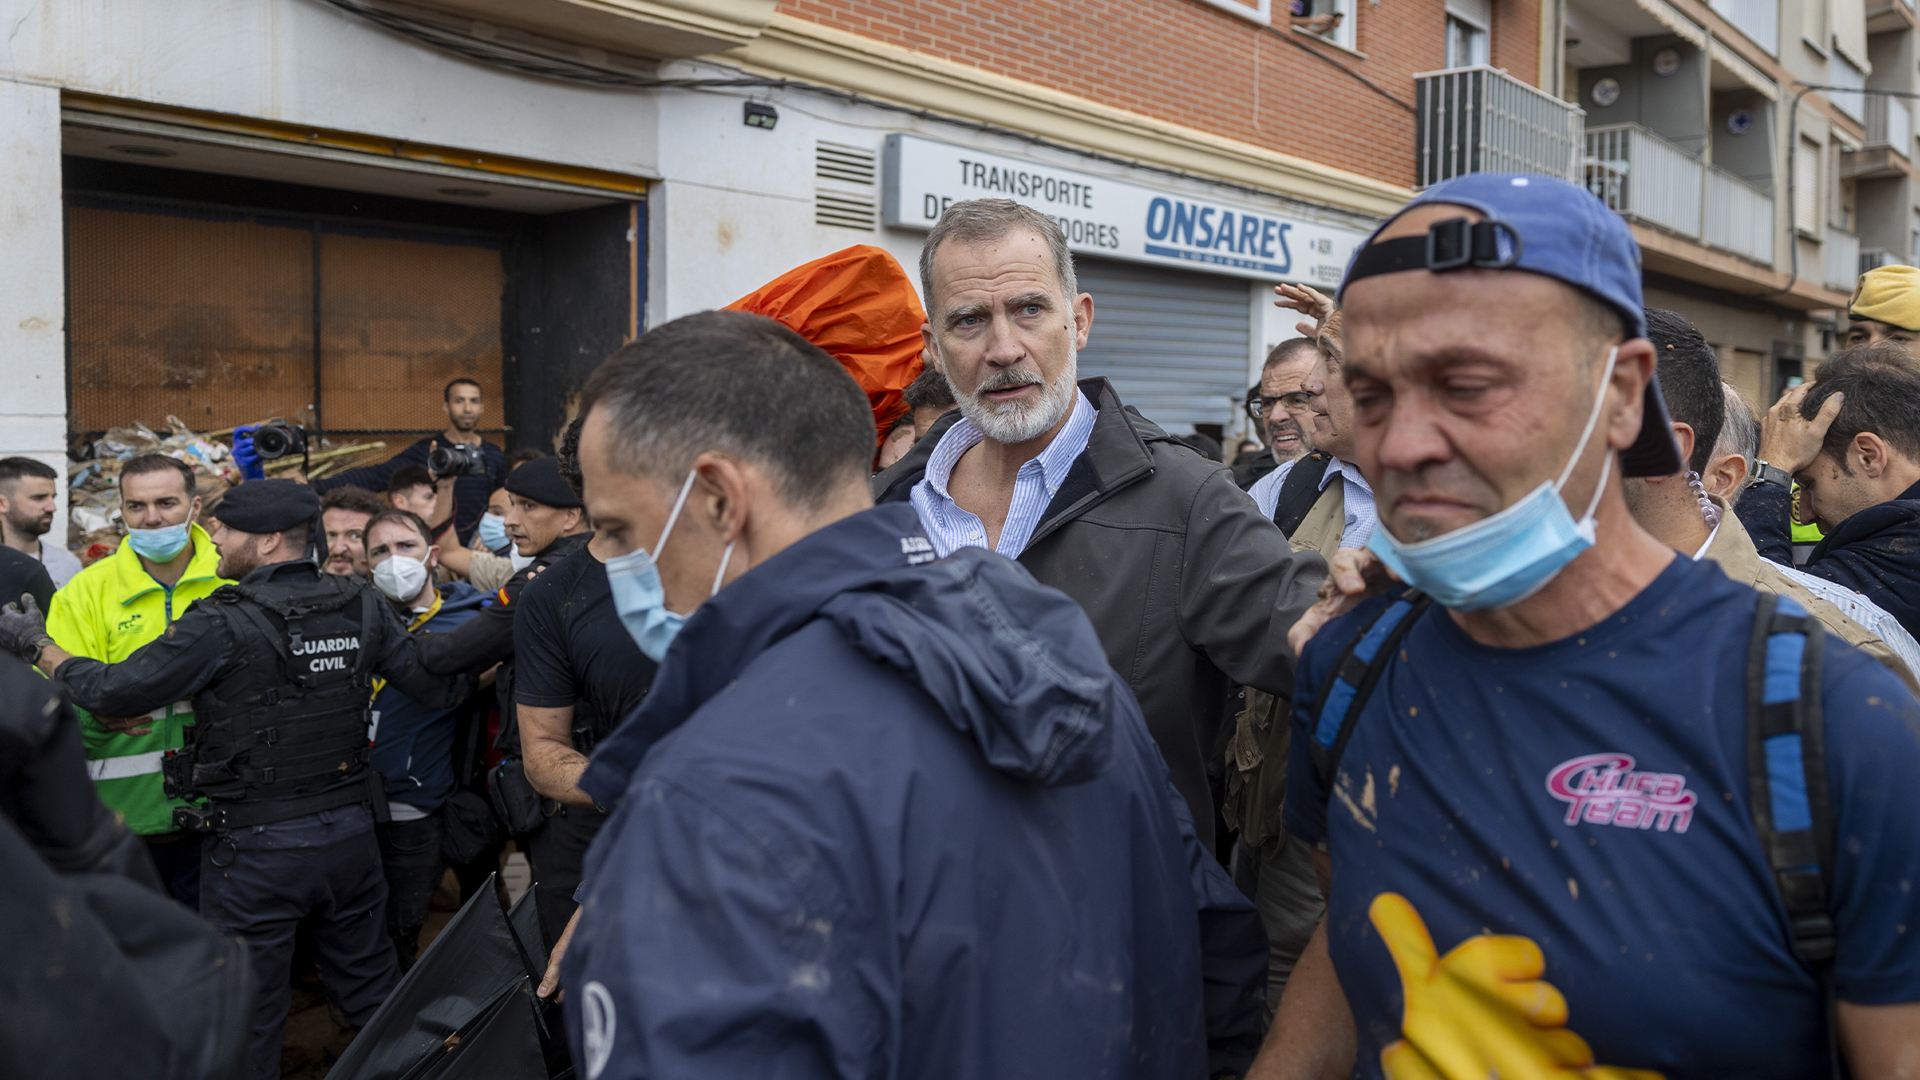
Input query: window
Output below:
<box><xmin>1289</xmin><ymin>0</ymin><xmax>1356</xmax><ymax>52</ymax></box>
<box><xmin>1446</xmin><ymin>17</ymin><xmax>1488</xmax><ymax>67</ymax></box>
<box><xmin>1445</xmin><ymin>0</ymin><xmax>1490</xmax><ymax>67</ymax></box>
<box><xmin>1794</xmin><ymin>135</ymin><xmax>1823</xmax><ymax>236</ymax></box>
<box><xmin>1803</xmin><ymin>0</ymin><xmax>1829</xmax><ymax>50</ymax></box>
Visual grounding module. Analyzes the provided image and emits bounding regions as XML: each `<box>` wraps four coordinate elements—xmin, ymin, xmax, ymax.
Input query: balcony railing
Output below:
<box><xmin>1414</xmin><ymin>66</ymin><xmax>1585</xmax><ymax>188</ymax></box>
<box><xmin>1583</xmin><ymin>123</ymin><xmax>1775</xmax><ymax>265</ymax></box>
<box><xmin>1826</xmin><ymin>228</ymin><xmax>1861</xmax><ymax>293</ymax></box>
<box><xmin>1865</xmin><ymin>96</ymin><xmax>1913</xmax><ymax>158</ymax></box>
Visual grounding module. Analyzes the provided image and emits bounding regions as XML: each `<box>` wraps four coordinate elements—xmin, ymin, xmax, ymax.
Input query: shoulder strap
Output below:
<box><xmin>1309</xmin><ymin>587</ymin><xmax>1433</xmax><ymax>792</ymax></box>
<box><xmin>353</xmin><ymin>586</ymin><xmax>382</xmax><ymax>682</ymax></box>
<box><xmin>1745</xmin><ymin>591</ymin><xmax>1836</xmax><ymax>967</ymax></box>
<box><xmin>1744</xmin><ymin>592</ymin><xmax>1843</xmax><ymax>1078</ymax></box>
<box><xmin>1273</xmin><ymin>452</ymin><xmax>1333</xmax><ymax>537</ymax></box>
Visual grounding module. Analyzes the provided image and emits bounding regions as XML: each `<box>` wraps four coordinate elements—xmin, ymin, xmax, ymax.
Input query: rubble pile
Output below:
<box><xmin>65</xmin><ymin>417</ymin><xmax>386</xmax><ymax>566</ymax></box>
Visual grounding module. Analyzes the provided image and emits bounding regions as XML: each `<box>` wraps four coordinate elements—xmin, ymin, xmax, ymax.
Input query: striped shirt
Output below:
<box><xmin>910</xmin><ymin>391</ymin><xmax>1097</xmax><ymax>559</ymax></box>
<box><xmin>1246</xmin><ymin>455</ymin><xmax>1379</xmax><ymax>550</ymax></box>
<box><xmin>1778</xmin><ymin>562</ymin><xmax>1920</xmax><ymax>679</ymax></box>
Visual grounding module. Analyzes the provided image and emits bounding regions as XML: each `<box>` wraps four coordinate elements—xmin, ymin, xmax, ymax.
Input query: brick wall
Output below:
<box><xmin>779</xmin><ymin>0</ymin><xmax>1544</xmax><ymax>189</ymax></box>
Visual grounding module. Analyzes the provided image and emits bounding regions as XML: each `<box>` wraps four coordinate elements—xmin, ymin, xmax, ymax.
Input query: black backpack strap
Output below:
<box><xmin>1273</xmin><ymin>452</ymin><xmax>1333</xmax><ymax>537</ymax></box>
<box><xmin>1745</xmin><ymin>592</ymin><xmax>1845</xmax><ymax>1078</ymax></box>
<box><xmin>1746</xmin><ymin>592</ymin><xmax>1835</xmax><ymax>964</ymax></box>
<box><xmin>1308</xmin><ymin>588</ymin><xmax>1433</xmax><ymax>792</ymax></box>
<box><xmin>353</xmin><ymin>586</ymin><xmax>383</xmax><ymax>684</ymax></box>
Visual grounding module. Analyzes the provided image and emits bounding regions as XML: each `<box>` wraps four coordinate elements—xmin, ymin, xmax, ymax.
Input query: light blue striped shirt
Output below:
<box><xmin>1779</xmin><ymin>561</ymin><xmax>1920</xmax><ymax>681</ymax></box>
<box><xmin>910</xmin><ymin>391</ymin><xmax>1097</xmax><ymax>559</ymax></box>
<box><xmin>1246</xmin><ymin>455</ymin><xmax>1379</xmax><ymax>549</ymax></box>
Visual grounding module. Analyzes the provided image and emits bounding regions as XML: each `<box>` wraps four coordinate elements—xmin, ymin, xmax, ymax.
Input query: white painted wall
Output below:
<box><xmin>0</xmin><ymin>77</ymin><xmax>71</xmax><ymax>529</ymax></box>
<box><xmin>0</xmin><ymin>0</ymin><xmax>661</xmax><ymax>179</ymax></box>
<box><xmin>0</xmin><ymin>0</ymin><xmax>668</xmax><ymax>543</ymax></box>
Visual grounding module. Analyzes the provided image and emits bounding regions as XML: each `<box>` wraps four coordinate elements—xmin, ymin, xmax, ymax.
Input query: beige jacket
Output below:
<box><xmin>1224</xmin><ymin>479</ymin><xmax>1348</xmax><ymax>849</ymax></box>
<box><xmin>1285</xmin><ymin>480</ymin><xmax>1347</xmax><ymax>562</ymax></box>
<box><xmin>1704</xmin><ymin>495</ymin><xmax>1920</xmax><ymax>695</ymax></box>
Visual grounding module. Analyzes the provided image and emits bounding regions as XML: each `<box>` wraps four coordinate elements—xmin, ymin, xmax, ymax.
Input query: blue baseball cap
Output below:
<box><xmin>1337</xmin><ymin>172</ymin><xmax>1679</xmax><ymax>477</ymax></box>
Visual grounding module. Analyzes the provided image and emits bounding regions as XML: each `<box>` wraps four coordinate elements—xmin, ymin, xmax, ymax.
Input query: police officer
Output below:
<box><xmin>0</xmin><ymin>479</ymin><xmax>472</xmax><ymax>1080</ymax></box>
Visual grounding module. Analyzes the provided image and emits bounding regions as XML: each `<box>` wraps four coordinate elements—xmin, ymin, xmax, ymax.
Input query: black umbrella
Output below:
<box><xmin>327</xmin><ymin>876</ymin><xmax>537</xmax><ymax>1080</ymax></box>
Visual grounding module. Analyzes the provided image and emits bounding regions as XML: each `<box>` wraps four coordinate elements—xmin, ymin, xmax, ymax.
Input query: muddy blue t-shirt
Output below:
<box><xmin>1284</xmin><ymin>555</ymin><xmax>1920</xmax><ymax>1079</ymax></box>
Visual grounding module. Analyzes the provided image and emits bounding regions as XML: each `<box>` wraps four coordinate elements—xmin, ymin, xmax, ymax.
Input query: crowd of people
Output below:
<box><xmin>3</xmin><ymin>173</ymin><xmax>1919</xmax><ymax>1080</ymax></box>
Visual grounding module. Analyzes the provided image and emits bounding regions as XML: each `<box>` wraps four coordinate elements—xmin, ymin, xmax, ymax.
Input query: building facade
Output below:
<box><xmin>0</xmin><ymin>0</ymin><xmax>1569</xmax><ymax>522</ymax></box>
<box><xmin>24</xmin><ymin>0</ymin><xmax>1896</xmax><ymax>522</ymax></box>
<box><xmin>1552</xmin><ymin>0</ymin><xmax>1901</xmax><ymax>409</ymax></box>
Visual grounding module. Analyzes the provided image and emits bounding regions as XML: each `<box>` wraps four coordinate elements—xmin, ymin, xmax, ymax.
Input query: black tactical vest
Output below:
<box><xmin>165</xmin><ymin>572</ymin><xmax>387</xmax><ymax>831</ymax></box>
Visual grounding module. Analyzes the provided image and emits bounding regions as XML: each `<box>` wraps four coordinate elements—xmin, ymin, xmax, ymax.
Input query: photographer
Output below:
<box><xmin>314</xmin><ymin>378</ymin><xmax>508</xmax><ymax>545</ymax></box>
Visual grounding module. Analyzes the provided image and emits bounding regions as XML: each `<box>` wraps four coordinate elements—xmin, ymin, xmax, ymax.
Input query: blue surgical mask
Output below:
<box><xmin>607</xmin><ymin>471</ymin><xmax>735</xmax><ymax>663</ymax></box>
<box><xmin>1367</xmin><ymin>346</ymin><xmax>1619</xmax><ymax>612</ymax></box>
<box><xmin>126</xmin><ymin>522</ymin><xmax>191</xmax><ymax>563</ymax></box>
<box><xmin>476</xmin><ymin>512</ymin><xmax>509</xmax><ymax>554</ymax></box>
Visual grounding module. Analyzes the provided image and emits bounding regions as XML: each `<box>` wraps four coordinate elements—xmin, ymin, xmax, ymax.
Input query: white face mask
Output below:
<box><xmin>372</xmin><ymin>554</ymin><xmax>429</xmax><ymax>603</ymax></box>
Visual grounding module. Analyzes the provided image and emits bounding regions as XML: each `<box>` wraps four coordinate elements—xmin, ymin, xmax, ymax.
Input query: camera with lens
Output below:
<box><xmin>252</xmin><ymin>419</ymin><xmax>309</xmax><ymax>461</ymax></box>
<box><xmin>428</xmin><ymin>441</ymin><xmax>490</xmax><ymax>478</ymax></box>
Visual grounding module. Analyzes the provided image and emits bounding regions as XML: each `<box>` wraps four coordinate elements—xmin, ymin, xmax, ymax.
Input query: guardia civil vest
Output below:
<box><xmin>163</xmin><ymin>574</ymin><xmax>387</xmax><ymax>831</ymax></box>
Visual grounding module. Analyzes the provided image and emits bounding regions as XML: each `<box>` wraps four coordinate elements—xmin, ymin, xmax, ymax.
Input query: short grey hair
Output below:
<box><xmin>919</xmin><ymin>198</ymin><xmax>1078</xmax><ymax>310</ymax></box>
<box><xmin>1715</xmin><ymin>381</ymin><xmax>1759</xmax><ymax>461</ymax></box>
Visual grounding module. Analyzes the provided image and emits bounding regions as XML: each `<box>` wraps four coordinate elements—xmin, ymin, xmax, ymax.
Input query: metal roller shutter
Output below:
<box><xmin>1072</xmin><ymin>256</ymin><xmax>1249</xmax><ymax>435</ymax></box>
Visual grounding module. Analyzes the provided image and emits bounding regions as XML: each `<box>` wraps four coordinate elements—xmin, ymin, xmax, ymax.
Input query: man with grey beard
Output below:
<box><xmin>875</xmin><ymin>199</ymin><xmax>1328</xmax><ymax>854</ymax></box>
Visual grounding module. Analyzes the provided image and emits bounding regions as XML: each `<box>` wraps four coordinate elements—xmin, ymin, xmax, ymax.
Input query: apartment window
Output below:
<box><xmin>1289</xmin><ymin>0</ymin><xmax>1356</xmax><ymax>51</ymax></box>
<box><xmin>1446</xmin><ymin>0</ymin><xmax>1490</xmax><ymax>67</ymax></box>
<box><xmin>1803</xmin><ymin>0</ymin><xmax>1829</xmax><ymax>50</ymax></box>
<box><xmin>1794</xmin><ymin>135</ymin><xmax>1823</xmax><ymax>236</ymax></box>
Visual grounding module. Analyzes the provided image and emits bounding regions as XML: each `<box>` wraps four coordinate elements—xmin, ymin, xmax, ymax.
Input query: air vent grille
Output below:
<box><xmin>817</xmin><ymin>142</ymin><xmax>877</xmax><ymax>185</ymax></box>
<box><xmin>816</xmin><ymin>191</ymin><xmax>878</xmax><ymax>230</ymax></box>
<box><xmin>815</xmin><ymin>141</ymin><xmax>878</xmax><ymax>230</ymax></box>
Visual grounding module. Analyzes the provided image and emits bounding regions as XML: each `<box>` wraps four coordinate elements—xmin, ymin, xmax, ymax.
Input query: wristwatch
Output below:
<box><xmin>1747</xmin><ymin>459</ymin><xmax>1792</xmax><ymax>492</ymax></box>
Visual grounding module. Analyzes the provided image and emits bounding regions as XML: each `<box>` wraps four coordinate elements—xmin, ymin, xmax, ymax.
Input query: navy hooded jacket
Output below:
<box><xmin>1739</xmin><ymin>477</ymin><xmax>1920</xmax><ymax>639</ymax></box>
<box><xmin>566</xmin><ymin>502</ymin><xmax>1266</xmax><ymax>1079</ymax></box>
<box><xmin>371</xmin><ymin>579</ymin><xmax>489</xmax><ymax>813</ymax></box>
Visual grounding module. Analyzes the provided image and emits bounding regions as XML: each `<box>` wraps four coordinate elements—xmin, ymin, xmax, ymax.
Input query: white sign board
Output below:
<box><xmin>882</xmin><ymin>134</ymin><xmax>1371</xmax><ymax>286</ymax></box>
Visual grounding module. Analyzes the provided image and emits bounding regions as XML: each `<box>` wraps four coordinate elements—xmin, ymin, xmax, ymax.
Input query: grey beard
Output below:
<box><xmin>958</xmin><ymin>351</ymin><xmax>1079</xmax><ymax>445</ymax></box>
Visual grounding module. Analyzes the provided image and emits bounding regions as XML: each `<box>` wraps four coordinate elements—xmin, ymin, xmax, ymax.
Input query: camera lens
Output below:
<box><xmin>428</xmin><ymin>446</ymin><xmax>454</xmax><ymax>474</ymax></box>
<box><xmin>255</xmin><ymin>426</ymin><xmax>290</xmax><ymax>459</ymax></box>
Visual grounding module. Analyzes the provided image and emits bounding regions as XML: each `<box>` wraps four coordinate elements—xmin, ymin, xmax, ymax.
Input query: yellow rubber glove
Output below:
<box><xmin>1371</xmin><ymin>893</ymin><xmax>1664</xmax><ymax>1080</ymax></box>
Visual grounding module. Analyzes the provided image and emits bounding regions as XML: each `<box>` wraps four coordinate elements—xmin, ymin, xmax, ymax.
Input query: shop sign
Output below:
<box><xmin>882</xmin><ymin>134</ymin><xmax>1370</xmax><ymax>285</ymax></box>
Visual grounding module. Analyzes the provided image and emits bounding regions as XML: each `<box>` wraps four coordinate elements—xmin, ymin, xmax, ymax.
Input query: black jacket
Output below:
<box><xmin>1231</xmin><ymin>446</ymin><xmax>1279</xmax><ymax>491</ymax></box>
<box><xmin>416</xmin><ymin>530</ymin><xmax>592</xmax><ymax>675</ymax></box>
<box><xmin>0</xmin><ymin>654</ymin><xmax>254</xmax><ymax>1078</ymax></box>
<box><xmin>874</xmin><ymin>378</ymin><xmax>1327</xmax><ymax>851</ymax></box>
<box><xmin>0</xmin><ymin>545</ymin><xmax>54</xmax><ymax>614</ymax></box>
<box><xmin>1740</xmin><ymin>479</ymin><xmax>1920</xmax><ymax>640</ymax></box>
<box><xmin>56</xmin><ymin>559</ymin><xmax>468</xmax><ymax>718</ymax></box>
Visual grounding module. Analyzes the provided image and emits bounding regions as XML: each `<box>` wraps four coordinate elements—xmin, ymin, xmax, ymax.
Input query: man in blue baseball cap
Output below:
<box><xmin>1247</xmin><ymin>174</ymin><xmax>1920</xmax><ymax>1080</ymax></box>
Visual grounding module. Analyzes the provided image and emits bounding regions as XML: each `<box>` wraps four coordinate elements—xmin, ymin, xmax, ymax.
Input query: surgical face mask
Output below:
<box><xmin>509</xmin><ymin>549</ymin><xmax>535</xmax><ymax>573</ymax></box>
<box><xmin>126</xmin><ymin>522</ymin><xmax>191</xmax><ymax>563</ymax></box>
<box><xmin>372</xmin><ymin>554</ymin><xmax>429</xmax><ymax>603</ymax></box>
<box><xmin>476</xmin><ymin>512</ymin><xmax>509</xmax><ymax>554</ymax></box>
<box><xmin>1366</xmin><ymin>346</ymin><xmax>1620</xmax><ymax>612</ymax></box>
<box><xmin>607</xmin><ymin>471</ymin><xmax>735</xmax><ymax>663</ymax></box>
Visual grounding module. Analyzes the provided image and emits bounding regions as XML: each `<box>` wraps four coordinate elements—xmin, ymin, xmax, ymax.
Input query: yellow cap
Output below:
<box><xmin>1849</xmin><ymin>265</ymin><xmax>1920</xmax><ymax>332</ymax></box>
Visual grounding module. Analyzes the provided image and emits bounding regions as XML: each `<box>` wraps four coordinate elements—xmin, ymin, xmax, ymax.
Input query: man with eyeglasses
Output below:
<box><xmin>1246</xmin><ymin>307</ymin><xmax>1378</xmax><ymax>559</ymax></box>
<box><xmin>1235</xmin><ymin>340</ymin><xmax>1321</xmax><ymax>490</ymax></box>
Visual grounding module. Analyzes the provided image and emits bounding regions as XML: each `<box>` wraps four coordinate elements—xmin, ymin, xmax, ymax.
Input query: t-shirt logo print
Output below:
<box><xmin>1545</xmin><ymin>753</ymin><xmax>1698</xmax><ymax>834</ymax></box>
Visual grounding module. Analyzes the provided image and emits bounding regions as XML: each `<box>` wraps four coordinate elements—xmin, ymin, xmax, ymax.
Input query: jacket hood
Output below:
<box><xmin>433</xmin><ymin>580</ymin><xmax>490</xmax><ymax>614</ymax></box>
<box><xmin>580</xmin><ymin>503</ymin><xmax>1118</xmax><ymax>809</ymax></box>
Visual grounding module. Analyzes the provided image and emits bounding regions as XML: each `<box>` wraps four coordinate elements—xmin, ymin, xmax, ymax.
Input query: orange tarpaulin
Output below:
<box><xmin>725</xmin><ymin>245</ymin><xmax>926</xmax><ymax>447</ymax></box>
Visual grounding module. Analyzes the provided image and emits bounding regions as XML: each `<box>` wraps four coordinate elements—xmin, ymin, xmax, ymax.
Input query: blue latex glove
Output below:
<box><xmin>231</xmin><ymin>425</ymin><xmax>264</xmax><ymax>480</ymax></box>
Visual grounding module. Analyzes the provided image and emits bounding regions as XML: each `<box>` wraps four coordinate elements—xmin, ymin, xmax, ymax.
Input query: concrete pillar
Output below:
<box><xmin>0</xmin><ymin>77</ymin><xmax>68</xmax><ymax>535</ymax></box>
